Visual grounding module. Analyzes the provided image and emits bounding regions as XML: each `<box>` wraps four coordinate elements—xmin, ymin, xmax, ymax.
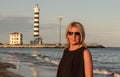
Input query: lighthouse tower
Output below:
<box><xmin>34</xmin><ymin>4</ymin><xmax>39</xmax><ymax>37</ymax></box>
<box><xmin>31</xmin><ymin>4</ymin><xmax>42</xmax><ymax>45</ymax></box>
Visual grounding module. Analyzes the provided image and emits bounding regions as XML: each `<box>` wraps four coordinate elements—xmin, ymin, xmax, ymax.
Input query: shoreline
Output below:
<box><xmin>0</xmin><ymin>61</ymin><xmax>24</xmax><ymax>77</ymax></box>
<box><xmin>0</xmin><ymin>44</ymin><xmax>105</xmax><ymax>48</ymax></box>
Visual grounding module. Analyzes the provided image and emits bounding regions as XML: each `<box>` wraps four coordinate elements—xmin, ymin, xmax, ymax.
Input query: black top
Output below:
<box><xmin>57</xmin><ymin>47</ymin><xmax>86</xmax><ymax>77</ymax></box>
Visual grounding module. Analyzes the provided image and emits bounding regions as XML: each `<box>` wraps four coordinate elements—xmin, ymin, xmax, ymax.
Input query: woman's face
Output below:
<box><xmin>67</xmin><ymin>27</ymin><xmax>80</xmax><ymax>45</ymax></box>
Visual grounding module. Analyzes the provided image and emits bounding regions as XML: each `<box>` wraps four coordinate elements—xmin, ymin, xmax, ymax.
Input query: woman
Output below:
<box><xmin>57</xmin><ymin>21</ymin><xmax>93</xmax><ymax>77</ymax></box>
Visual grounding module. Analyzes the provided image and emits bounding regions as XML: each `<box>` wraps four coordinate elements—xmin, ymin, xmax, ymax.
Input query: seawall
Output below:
<box><xmin>0</xmin><ymin>44</ymin><xmax>105</xmax><ymax>48</ymax></box>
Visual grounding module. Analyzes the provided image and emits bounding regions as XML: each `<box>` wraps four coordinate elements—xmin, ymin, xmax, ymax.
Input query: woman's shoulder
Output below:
<box><xmin>83</xmin><ymin>48</ymin><xmax>92</xmax><ymax>58</ymax></box>
<box><xmin>78</xmin><ymin>46</ymin><xmax>87</xmax><ymax>52</ymax></box>
<box><xmin>79</xmin><ymin>46</ymin><xmax>91</xmax><ymax>55</ymax></box>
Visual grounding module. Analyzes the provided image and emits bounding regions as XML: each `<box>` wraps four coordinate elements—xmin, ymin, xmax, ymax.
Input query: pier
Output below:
<box><xmin>0</xmin><ymin>44</ymin><xmax>63</xmax><ymax>48</ymax></box>
<box><xmin>0</xmin><ymin>44</ymin><xmax>105</xmax><ymax>48</ymax></box>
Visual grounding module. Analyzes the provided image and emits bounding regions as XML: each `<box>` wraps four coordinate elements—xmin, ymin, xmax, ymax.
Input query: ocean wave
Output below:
<box><xmin>93</xmin><ymin>69</ymin><xmax>120</xmax><ymax>77</ymax></box>
<box><xmin>39</xmin><ymin>55</ymin><xmax>120</xmax><ymax>77</ymax></box>
<box><xmin>41</xmin><ymin>56</ymin><xmax>59</xmax><ymax>65</ymax></box>
<box><xmin>42</xmin><ymin>56</ymin><xmax>120</xmax><ymax>77</ymax></box>
<box><xmin>1</xmin><ymin>51</ymin><xmax>120</xmax><ymax>77</ymax></box>
<box><xmin>43</xmin><ymin>56</ymin><xmax>120</xmax><ymax>77</ymax></box>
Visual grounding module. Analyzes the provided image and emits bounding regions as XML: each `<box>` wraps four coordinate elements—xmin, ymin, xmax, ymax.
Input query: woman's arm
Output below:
<box><xmin>84</xmin><ymin>49</ymin><xmax>93</xmax><ymax>77</ymax></box>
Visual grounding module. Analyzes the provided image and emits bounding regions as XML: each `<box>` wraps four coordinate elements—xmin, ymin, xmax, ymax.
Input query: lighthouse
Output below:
<box><xmin>31</xmin><ymin>4</ymin><xmax>42</xmax><ymax>45</ymax></box>
<box><xmin>34</xmin><ymin>4</ymin><xmax>40</xmax><ymax>37</ymax></box>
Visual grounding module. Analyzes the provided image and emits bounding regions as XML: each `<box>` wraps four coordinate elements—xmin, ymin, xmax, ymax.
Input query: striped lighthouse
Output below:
<box><xmin>30</xmin><ymin>4</ymin><xmax>42</xmax><ymax>45</ymax></box>
<box><xmin>34</xmin><ymin>4</ymin><xmax>40</xmax><ymax>38</ymax></box>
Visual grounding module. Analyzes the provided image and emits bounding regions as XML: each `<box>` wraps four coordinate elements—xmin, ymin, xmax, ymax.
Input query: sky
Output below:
<box><xmin>0</xmin><ymin>0</ymin><xmax>120</xmax><ymax>47</ymax></box>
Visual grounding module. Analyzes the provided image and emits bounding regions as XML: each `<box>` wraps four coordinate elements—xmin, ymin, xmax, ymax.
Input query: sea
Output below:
<box><xmin>0</xmin><ymin>47</ymin><xmax>120</xmax><ymax>77</ymax></box>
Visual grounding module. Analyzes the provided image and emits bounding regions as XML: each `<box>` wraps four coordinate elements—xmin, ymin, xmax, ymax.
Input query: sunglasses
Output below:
<box><xmin>67</xmin><ymin>32</ymin><xmax>80</xmax><ymax>36</ymax></box>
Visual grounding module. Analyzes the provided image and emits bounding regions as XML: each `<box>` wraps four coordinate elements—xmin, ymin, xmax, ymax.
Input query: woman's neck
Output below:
<box><xmin>69</xmin><ymin>44</ymin><xmax>82</xmax><ymax>51</ymax></box>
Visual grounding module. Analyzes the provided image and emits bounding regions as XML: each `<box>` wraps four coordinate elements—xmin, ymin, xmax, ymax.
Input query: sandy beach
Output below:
<box><xmin>0</xmin><ymin>61</ymin><xmax>24</xmax><ymax>77</ymax></box>
<box><xmin>6</xmin><ymin>61</ymin><xmax>57</xmax><ymax>77</ymax></box>
<box><xmin>0</xmin><ymin>61</ymin><xmax>56</xmax><ymax>77</ymax></box>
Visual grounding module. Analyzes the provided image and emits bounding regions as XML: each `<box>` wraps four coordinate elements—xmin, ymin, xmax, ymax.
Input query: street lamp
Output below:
<box><xmin>57</xmin><ymin>16</ymin><xmax>63</xmax><ymax>46</ymax></box>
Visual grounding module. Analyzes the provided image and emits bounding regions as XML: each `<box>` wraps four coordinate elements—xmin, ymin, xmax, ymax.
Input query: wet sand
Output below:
<box><xmin>0</xmin><ymin>61</ymin><xmax>24</xmax><ymax>77</ymax></box>
<box><xmin>6</xmin><ymin>61</ymin><xmax>57</xmax><ymax>77</ymax></box>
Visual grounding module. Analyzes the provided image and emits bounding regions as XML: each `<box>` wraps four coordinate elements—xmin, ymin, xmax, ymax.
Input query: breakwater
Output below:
<box><xmin>0</xmin><ymin>44</ymin><xmax>105</xmax><ymax>48</ymax></box>
<box><xmin>0</xmin><ymin>44</ymin><xmax>63</xmax><ymax>48</ymax></box>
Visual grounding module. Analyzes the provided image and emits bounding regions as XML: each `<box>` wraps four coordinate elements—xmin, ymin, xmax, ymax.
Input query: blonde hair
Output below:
<box><xmin>65</xmin><ymin>21</ymin><xmax>86</xmax><ymax>48</ymax></box>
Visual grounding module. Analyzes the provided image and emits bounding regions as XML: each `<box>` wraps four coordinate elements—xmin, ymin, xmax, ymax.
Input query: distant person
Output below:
<box><xmin>56</xmin><ymin>21</ymin><xmax>93</xmax><ymax>77</ymax></box>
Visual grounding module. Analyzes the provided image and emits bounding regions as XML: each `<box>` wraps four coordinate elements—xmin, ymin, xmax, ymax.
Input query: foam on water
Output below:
<box><xmin>93</xmin><ymin>69</ymin><xmax>120</xmax><ymax>77</ymax></box>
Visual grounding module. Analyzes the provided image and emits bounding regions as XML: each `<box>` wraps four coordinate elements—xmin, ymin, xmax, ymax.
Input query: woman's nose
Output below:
<box><xmin>72</xmin><ymin>33</ymin><xmax>76</xmax><ymax>38</ymax></box>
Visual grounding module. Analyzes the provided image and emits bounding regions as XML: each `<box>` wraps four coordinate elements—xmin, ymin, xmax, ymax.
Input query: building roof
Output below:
<box><xmin>10</xmin><ymin>32</ymin><xmax>22</xmax><ymax>35</ymax></box>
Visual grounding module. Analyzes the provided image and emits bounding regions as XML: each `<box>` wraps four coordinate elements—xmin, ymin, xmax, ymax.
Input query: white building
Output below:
<box><xmin>9</xmin><ymin>32</ymin><xmax>23</xmax><ymax>45</ymax></box>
